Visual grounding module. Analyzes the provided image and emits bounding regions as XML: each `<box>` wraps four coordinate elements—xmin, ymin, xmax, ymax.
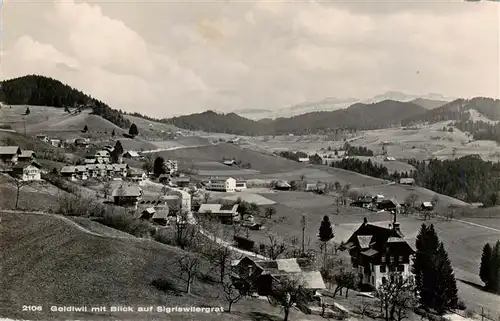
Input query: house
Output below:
<box><xmin>166</xmin><ymin>160</ymin><xmax>178</xmax><ymax>173</ymax></box>
<box><xmin>85</xmin><ymin>157</ymin><xmax>97</xmax><ymax>165</ymax></box>
<box><xmin>75</xmin><ymin>138</ymin><xmax>90</xmax><ymax>147</ymax></box>
<box><xmin>350</xmin><ymin>196</ymin><xmax>373</xmax><ymax>209</ymax></box>
<box><xmin>399</xmin><ymin>178</ymin><xmax>415</xmax><ymax>185</ymax></box>
<box><xmin>138</xmin><ymin>207</ymin><xmax>156</xmax><ymax>220</ymax></box>
<box><xmin>421</xmin><ymin>201</ymin><xmax>433</xmax><ymax>211</ymax></box>
<box><xmin>275</xmin><ymin>180</ymin><xmax>291</xmax><ymax>191</ymax></box>
<box><xmin>0</xmin><ymin>146</ymin><xmax>21</xmax><ymax>164</ymax></box>
<box><xmin>385</xmin><ymin>156</ymin><xmax>397</xmax><ymax>161</ymax></box>
<box><xmin>75</xmin><ymin>165</ymin><xmax>89</xmax><ymax>180</ymax></box>
<box><xmin>152</xmin><ymin>206</ymin><xmax>169</xmax><ymax>226</ymax></box>
<box><xmin>123</xmin><ymin>150</ymin><xmax>140</xmax><ymax>159</ymax></box>
<box><xmin>35</xmin><ymin>134</ymin><xmax>49</xmax><ymax>143</ymax></box>
<box><xmin>235</xmin><ymin>180</ymin><xmax>247</xmax><ymax>191</ymax></box>
<box><xmin>95</xmin><ymin>150</ymin><xmax>111</xmax><ymax>164</ymax></box>
<box><xmin>198</xmin><ymin>203</ymin><xmax>240</xmax><ymax>224</ymax></box>
<box><xmin>12</xmin><ymin>161</ymin><xmax>42</xmax><ymax>181</ymax></box>
<box><xmin>342</xmin><ymin>217</ymin><xmax>415</xmax><ymax>290</ymax></box>
<box><xmin>18</xmin><ymin>150</ymin><xmax>35</xmax><ymax>162</ymax></box>
<box><xmin>223</xmin><ymin>159</ymin><xmax>235</xmax><ymax>166</ymax></box>
<box><xmin>113</xmin><ymin>164</ymin><xmax>129</xmax><ymax>177</ymax></box>
<box><xmin>128</xmin><ymin>168</ymin><xmax>147</xmax><ymax>182</ymax></box>
<box><xmin>231</xmin><ymin>256</ymin><xmax>326</xmax><ymax>296</ymax></box>
<box><xmin>470</xmin><ymin>202</ymin><xmax>484</xmax><ymax>208</ymax></box>
<box><xmin>298</xmin><ymin>157</ymin><xmax>310</xmax><ymax>163</ymax></box>
<box><xmin>50</xmin><ymin>139</ymin><xmax>61</xmax><ymax>147</ymax></box>
<box><xmin>158</xmin><ymin>174</ymin><xmax>171</xmax><ymax>184</ymax></box>
<box><xmin>376</xmin><ymin>199</ymin><xmax>401</xmax><ymax>213</ymax></box>
<box><xmin>112</xmin><ymin>184</ymin><xmax>143</xmax><ymax>208</ymax></box>
<box><xmin>207</xmin><ymin>177</ymin><xmax>236</xmax><ymax>192</ymax></box>
<box><xmin>172</xmin><ymin>176</ymin><xmax>190</xmax><ymax>187</ymax></box>
<box><xmin>60</xmin><ymin>166</ymin><xmax>78</xmax><ymax>181</ymax></box>
<box><xmin>305</xmin><ymin>183</ymin><xmax>318</xmax><ymax>192</ymax></box>
<box><xmin>372</xmin><ymin>195</ymin><xmax>385</xmax><ymax>203</ymax></box>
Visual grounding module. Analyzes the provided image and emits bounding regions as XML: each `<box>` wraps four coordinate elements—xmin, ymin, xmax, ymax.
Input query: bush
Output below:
<box><xmin>151</xmin><ymin>278</ymin><xmax>179</xmax><ymax>294</ymax></box>
<box><xmin>464</xmin><ymin>309</ymin><xmax>475</xmax><ymax>318</ymax></box>
<box><xmin>57</xmin><ymin>193</ymin><xmax>101</xmax><ymax>217</ymax></box>
<box><xmin>456</xmin><ymin>300</ymin><xmax>467</xmax><ymax>311</ymax></box>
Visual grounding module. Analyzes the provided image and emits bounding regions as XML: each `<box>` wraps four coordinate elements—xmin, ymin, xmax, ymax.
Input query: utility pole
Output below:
<box><xmin>301</xmin><ymin>213</ymin><xmax>306</xmax><ymax>255</ymax></box>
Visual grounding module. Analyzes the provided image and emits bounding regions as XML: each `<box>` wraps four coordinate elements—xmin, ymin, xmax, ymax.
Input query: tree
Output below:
<box><xmin>203</xmin><ymin>192</ymin><xmax>211</xmax><ymax>203</ymax></box>
<box><xmin>479</xmin><ymin>243</ymin><xmax>492</xmax><ymax>286</ymax></box>
<box><xmin>25</xmin><ymin>107</ymin><xmax>30</xmax><ymax>115</ymax></box>
<box><xmin>319</xmin><ymin>215</ymin><xmax>334</xmax><ymax>243</ymax></box>
<box><xmin>377</xmin><ymin>273</ymin><xmax>417</xmax><ymax>321</ymax></box>
<box><xmin>333</xmin><ymin>267</ymin><xmax>358</xmax><ymax>298</ymax></box>
<box><xmin>153</xmin><ymin>156</ymin><xmax>166</xmax><ymax>177</ymax></box>
<box><xmin>221</xmin><ymin>275</ymin><xmax>244</xmax><ymax>313</ymax></box>
<box><xmin>268</xmin><ymin>275</ymin><xmax>309</xmax><ymax>321</ymax></box>
<box><xmin>301</xmin><ymin>214</ymin><xmax>307</xmax><ymax>255</ymax></box>
<box><xmin>83</xmin><ymin>124</ymin><xmax>88</xmax><ymax>132</ymax></box>
<box><xmin>265</xmin><ymin>206</ymin><xmax>276</xmax><ymax>218</ymax></box>
<box><xmin>404</xmin><ymin>193</ymin><xmax>419</xmax><ymax>208</ymax></box>
<box><xmin>64</xmin><ymin>106</ymin><xmax>70</xmax><ymax>113</ymax></box>
<box><xmin>111</xmin><ymin>129</ymin><xmax>116</xmax><ymax>137</ymax></box>
<box><xmin>177</xmin><ymin>255</ymin><xmax>200</xmax><ymax>294</ymax></box>
<box><xmin>490</xmin><ymin>192</ymin><xmax>498</xmax><ymax>207</ymax></box>
<box><xmin>142</xmin><ymin>155</ymin><xmax>154</xmax><ymax>173</ymax></box>
<box><xmin>263</xmin><ymin>234</ymin><xmax>287</xmax><ymax>260</ymax></box>
<box><xmin>111</xmin><ymin>140</ymin><xmax>124</xmax><ymax>163</ymax></box>
<box><xmin>129</xmin><ymin>123</ymin><xmax>139</xmax><ymax>137</ymax></box>
<box><xmin>412</xmin><ymin>224</ymin><xmax>438</xmax><ymax>306</ymax></box>
<box><xmin>102</xmin><ymin>180</ymin><xmax>112</xmax><ymax>200</ymax></box>
<box><xmin>5</xmin><ymin>175</ymin><xmax>32</xmax><ymax>209</ymax></box>
<box><xmin>488</xmin><ymin>240</ymin><xmax>500</xmax><ymax>293</ymax></box>
<box><xmin>432</xmin><ymin>194</ymin><xmax>440</xmax><ymax>206</ymax></box>
<box><xmin>433</xmin><ymin>243</ymin><xmax>459</xmax><ymax>312</ymax></box>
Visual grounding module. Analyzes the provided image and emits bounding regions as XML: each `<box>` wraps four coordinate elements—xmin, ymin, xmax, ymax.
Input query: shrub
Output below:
<box><xmin>456</xmin><ymin>300</ymin><xmax>467</xmax><ymax>311</ymax></box>
<box><xmin>464</xmin><ymin>309</ymin><xmax>475</xmax><ymax>318</ymax></box>
<box><xmin>151</xmin><ymin>278</ymin><xmax>179</xmax><ymax>294</ymax></box>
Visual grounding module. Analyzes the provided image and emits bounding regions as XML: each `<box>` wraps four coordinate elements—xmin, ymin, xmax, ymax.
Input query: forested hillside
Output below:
<box><xmin>454</xmin><ymin>120</ymin><xmax>500</xmax><ymax>142</ymax></box>
<box><xmin>160</xmin><ymin>100</ymin><xmax>427</xmax><ymax>135</ymax></box>
<box><xmin>0</xmin><ymin>75</ymin><xmax>130</xmax><ymax>129</ymax></box>
<box><xmin>402</xmin><ymin>97</ymin><xmax>500</xmax><ymax>125</ymax></box>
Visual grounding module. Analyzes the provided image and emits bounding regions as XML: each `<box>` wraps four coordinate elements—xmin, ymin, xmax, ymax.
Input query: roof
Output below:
<box><xmin>152</xmin><ymin>207</ymin><xmax>169</xmax><ymax>219</ymax></box>
<box><xmin>85</xmin><ymin>158</ymin><xmax>97</xmax><ymax>164</ymax></box>
<box><xmin>95</xmin><ymin>150</ymin><xmax>110</xmax><ymax>157</ymax></box>
<box><xmin>0</xmin><ymin>146</ymin><xmax>21</xmax><ymax>155</ymax></box>
<box><xmin>112</xmin><ymin>184</ymin><xmax>142</xmax><ymax>197</ymax></box>
<box><xmin>361</xmin><ymin>249</ymin><xmax>379</xmax><ymax>257</ymax></box>
<box><xmin>198</xmin><ymin>203</ymin><xmax>238</xmax><ymax>214</ymax></box>
<box><xmin>211</xmin><ymin>177</ymin><xmax>234</xmax><ymax>183</ymax></box>
<box><xmin>173</xmin><ymin>177</ymin><xmax>191</xmax><ymax>183</ymax></box>
<box><xmin>61</xmin><ymin>166</ymin><xmax>76</xmax><ymax>173</ymax></box>
<box><xmin>128</xmin><ymin>168</ymin><xmax>145</xmax><ymax>175</ymax></box>
<box><xmin>142</xmin><ymin>207</ymin><xmax>156</xmax><ymax>215</ymax></box>
<box><xmin>273</xmin><ymin>271</ymin><xmax>326</xmax><ymax>290</ymax></box>
<box><xmin>113</xmin><ymin>164</ymin><xmax>128</xmax><ymax>170</ymax></box>
<box><xmin>276</xmin><ymin>181</ymin><xmax>291</xmax><ymax>188</ymax></box>
<box><xmin>305</xmin><ymin>183</ymin><xmax>317</xmax><ymax>190</ymax></box>
<box><xmin>19</xmin><ymin>150</ymin><xmax>35</xmax><ymax>158</ymax></box>
<box><xmin>75</xmin><ymin>165</ymin><xmax>87</xmax><ymax>172</ymax></box>
<box><xmin>124</xmin><ymin>151</ymin><xmax>140</xmax><ymax>157</ymax></box>
<box><xmin>13</xmin><ymin>161</ymin><xmax>42</xmax><ymax>170</ymax></box>
<box><xmin>357</xmin><ymin>235</ymin><xmax>372</xmax><ymax>249</ymax></box>
<box><xmin>422</xmin><ymin>201</ymin><xmax>433</xmax><ymax>207</ymax></box>
<box><xmin>400</xmin><ymin>178</ymin><xmax>415</xmax><ymax>183</ymax></box>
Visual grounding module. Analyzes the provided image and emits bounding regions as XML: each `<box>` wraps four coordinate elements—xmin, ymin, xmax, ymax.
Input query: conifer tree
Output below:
<box><xmin>111</xmin><ymin>129</ymin><xmax>116</xmax><ymax>137</ymax></box>
<box><xmin>129</xmin><ymin>123</ymin><xmax>139</xmax><ymax>137</ymax></box>
<box><xmin>489</xmin><ymin>240</ymin><xmax>500</xmax><ymax>293</ymax></box>
<box><xmin>25</xmin><ymin>107</ymin><xmax>30</xmax><ymax>115</ymax></box>
<box><xmin>479</xmin><ymin>243</ymin><xmax>492</xmax><ymax>286</ymax></box>
<box><xmin>318</xmin><ymin>215</ymin><xmax>334</xmax><ymax>242</ymax></box>
<box><xmin>83</xmin><ymin>124</ymin><xmax>88</xmax><ymax>132</ymax></box>
<box><xmin>434</xmin><ymin>242</ymin><xmax>459</xmax><ymax>312</ymax></box>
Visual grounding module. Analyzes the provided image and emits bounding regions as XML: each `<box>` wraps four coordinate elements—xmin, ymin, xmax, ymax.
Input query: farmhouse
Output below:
<box><xmin>112</xmin><ymin>164</ymin><xmax>129</xmax><ymax>177</ymax></box>
<box><xmin>207</xmin><ymin>177</ymin><xmax>236</xmax><ymax>192</ymax></box>
<box><xmin>385</xmin><ymin>156</ymin><xmax>397</xmax><ymax>161</ymax></box>
<box><xmin>350</xmin><ymin>196</ymin><xmax>373</xmax><ymax>209</ymax></box>
<box><xmin>172</xmin><ymin>176</ymin><xmax>190</xmax><ymax>187</ymax></box>
<box><xmin>128</xmin><ymin>168</ymin><xmax>147</xmax><ymax>182</ymax></box>
<box><xmin>235</xmin><ymin>179</ymin><xmax>247</xmax><ymax>191</ymax></box>
<box><xmin>75</xmin><ymin>165</ymin><xmax>89</xmax><ymax>180</ymax></box>
<box><xmin>298</xmin><ymin>157</ymin><xmax>310</xmax><ymax>163</ymax></box>
<box><xmin>95</xmin><ymin>150</ymin><xmax>111</xmax><ymax>164</ymax></box>
<box><xmin>376</xmin><ymin>199</ymin><xmax>401</xmax><ymax>213</ymax></box>
<box><xmin>18</xmin><ymin>150</ymin><xmax>36</xmax><ymax>162</ymax></box>
<box><xmin>421</xmin><ymin>202</ymin><xmax>433</xmax><ymax>211</ymax></box>
<box><xmin>60</xmin><ymin>166</ymin><xmax>77</xmax><ymax>180</ymax></box>
<box><xmin>198</xmin><ymin>203</ymin><xmax>240</xmax><ymax>224</ymax></box>
<box><xmin>223</xmin><ymin>159</ymin><xmax>235</xmax><ymax>166</ymax></box>
<box><xmin>123</xmin><ymin>150</ymin><xmax>140</xmax><ymax>159</ymax></box>
<box><xmin>12</xmin><ymin>161</ymin><xmax>42</xmax><ymax>181</ymax></box>
<box><xmin>138</xmin><ymin>207</ymin><xmax>156</xmax><ymax>220</ymax></box>
<box><xmin>399</xmin><ymin>178</ymin><xmax>415</xmax><ymax>185</ymax></box>
<box><xmin>275</xmin><ymin>180</ymin><xmax>291</xmax><ymax>191</ymax></box>
<box><xmin>231</xmin><ymin>256</ymin><xmax>326</xmax><ymax>296</ymax></box>
<box><xmin>0</xmin><ymin>146</ymin><xmax>21</xmax><ymax>164</ymax></box>
<box><xmin>112</xmin><ymin>184</ymin><xmax>143</xmax><ymax>208</ymax></box>
<box><xmin>75</xmin><ymin>138</ymin><xmax>90</xmax><ymax>147</ymax></box>
<box><xmin>158</xmin><ymin>174</ymin><xmax>171</xmax><ymax>184</ymax></box>
<box><xmin>152</xmin><ymin>207</ymin><xmax>170</xmax><ymax>226</ymax></box>
<box><xmin>343</xmin><ymin>217</ymin><xmax>415</xmax><ymax>289</ymax></box>
<box><xmin>35</xmin><ymin>134</ymin><xmax>49</xmax><ymax>143</ymax></box>
<box><xmin>50</xmin><ymin>139</ymin><xmax>61</xmax><ymax>147</ymax></box>
<box><xmin>165</xmin><ymin>160</ymin><xmax>178</xmax><ymax>173</ymax></box>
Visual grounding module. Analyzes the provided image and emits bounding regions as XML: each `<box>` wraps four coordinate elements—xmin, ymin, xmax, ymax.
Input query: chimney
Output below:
<box><xmin>393</xmin><ymin>222</ymin><xmax>401</xmax><ymax>234</ymax></box>
<box><xmin>363</xmin><ymin>217</ymin><xmax>368</xmax><ymax>225</ymax></box>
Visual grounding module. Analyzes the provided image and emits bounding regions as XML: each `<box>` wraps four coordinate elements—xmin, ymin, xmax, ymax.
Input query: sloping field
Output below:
<box><xmin>157</xmin><ymin>143</ymin><xmax>305</xmax><ymax>174</ymax></box>
<box><xmin>1</xmin><ymin>212</ymin><xmax>307</xmax><ymax>321</ymax></box>
<box><xmin>351</xmin><ymin>156</ymin><xmax>416</xmax><ymax>174</ymax></box>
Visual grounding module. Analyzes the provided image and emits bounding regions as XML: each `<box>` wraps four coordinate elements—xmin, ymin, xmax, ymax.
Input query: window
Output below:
<box><xmin>389</xmin><ymin>266</ymin><xmax>396</xmax><ymax>272</ymax></box>
<box><xmin>390</xmin><ymin>255</ymin><xmax>395</xmax><ymax>263</ymax></box>
<box><xmin>398</xmin><ymin>255</ymin><xmax>404</xmax><ymax>262</ymax></box>
<box><xmin>381</xmin><ymin>256</ymin><xmax>386</xmax><ymax>263</ymax></box>
<box><xmin>397</xmin><ymin>265</ymin><xmax>404</xmax><ymax>272</ymax></box>
<box><xmin>380</xmin><ymin>265</ymin><xmax>386</xmax><ymax>273</ymax></box>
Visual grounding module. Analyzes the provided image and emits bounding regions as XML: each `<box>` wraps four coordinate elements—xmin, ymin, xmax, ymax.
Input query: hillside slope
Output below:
<box><xmin>0</xmin><ymin>212</ymin><xmax>276</xmax><ymax>321</ymax></box>
<box><xmin>0</xmin><ymin>75</ymin><xmax>130</xmax><ymax>129</ymax></box>
<box><xmin>163</xmin><ymin>100</ymin><xmax>428</xmax><ymax>135</ymax></box>
<box><xmin>410</xmin><ymin>98</ymin><xmax>448</xmax><ymax>110</ymax></box>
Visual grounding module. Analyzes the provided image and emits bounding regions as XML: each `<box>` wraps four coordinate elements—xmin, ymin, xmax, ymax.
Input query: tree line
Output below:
<box><xmin>0</xmin><ymin>75</ymin><xmax>131</xmax><ymax>129</ymax></box>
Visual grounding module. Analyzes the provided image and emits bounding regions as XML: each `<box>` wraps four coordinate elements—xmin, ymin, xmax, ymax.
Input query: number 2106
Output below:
<box><xmin>22</xmin><ymin>306</ymin><xmax>42</xmax><ymax>312</ymax></box>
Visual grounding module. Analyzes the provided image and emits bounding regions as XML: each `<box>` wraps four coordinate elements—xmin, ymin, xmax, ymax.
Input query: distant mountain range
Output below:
<box><xmin>233</xmin><ymin>91</ymin><xmax>454</xmax><ymax>120</ymax></box>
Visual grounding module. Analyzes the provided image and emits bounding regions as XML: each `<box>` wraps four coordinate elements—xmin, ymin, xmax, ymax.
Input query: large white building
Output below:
<box><xmin>207</xmin><ymin>177</ymin><xmax>236</xmax><ymax>192</ymax></box>
<box><xmin>13</xmin><ymin>161</ymin><xmax>42</xmax><ymax>181</ymax></box>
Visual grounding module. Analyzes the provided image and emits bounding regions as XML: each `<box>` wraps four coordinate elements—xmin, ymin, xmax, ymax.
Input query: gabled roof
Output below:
<box><xmin>85</xmin><ymin>158</ymin><xmax>97</xmax><ymax>164</ymax></box>
<box><xmin>95</xmin><ymin>150</ymin><xmax>110</xmax><ymax>157</ymax></box>
<box><xmin>210</xmin><ymin>177</ymin><xmax>234</xmax><ymax>182</ymax></box>
<box><xmin>75</xmin><ymin>165</ymin><xmax>88</xmax><ymax>172</ymax></box>
<box><xmin>19</xmin><ymin>150</ymin><xmax>35</xmax><ymax>158</ymax></box>
<box><xmin>13</xmin><ymin>160</ymin><xmax>42</xmax><ymax>170</ymax></box>
<box><xmin>0</xmin><ymin>146</ymin><xmax>21</xmax><ymax>155</ymax></box>
<box><xmin>142</xmin><ymin>207</ymin><xmax>156</xmax><ymax>215</ymax></box>
<box><xmin>198</xmin><ymin>203</ymin><xmax>238</xmax><ymax>214</ymax></box>
<box><xmin>173</xmin><ymin>177</ymin><xmax>191</xmax><ymax>183</ymax></box>
<box><xmin>61</xmin><ymin>166</ymin><xmax>76</xmax><ymax>173</ymax></box>
<box><xmin>113</xmin><ymin>164</ymin><xmax>128</xmax><ymax>170</ymax></box>
<box><xmin>152</xmin><ymin>207</ymin><xmax>169</xmax><ymax>220</ymax></box>
<box><xmin>357</xmin><ymin>235</ymin><xmax>372</xmax><ymax>249</ymax></box>
<box><xmin>421</xmin><ymin>201</ymin><xmax>433</xmax><ymax>207</ymax></box>
<box><xmin>112</xmin><ymin>184</ymin><xmax>142</xmax><ymax>197</ymax></box>
<box><xmin>123</xmin><ymin>151</ymin><xmax>140</xmax><ymax>157</ymax></box>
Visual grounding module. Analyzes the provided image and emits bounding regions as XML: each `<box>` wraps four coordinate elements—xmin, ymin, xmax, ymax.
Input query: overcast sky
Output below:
<box><xmin>1</xmin><ymin>0</ymin><xmax>499</xmax><ymax>117</ymax></box>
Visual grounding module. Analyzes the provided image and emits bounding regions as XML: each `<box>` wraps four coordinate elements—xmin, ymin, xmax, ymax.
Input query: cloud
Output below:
<box><xmin>1</xmin><ymin>0</ymin><xmax>498</xmax><ymax>117</ymax></box>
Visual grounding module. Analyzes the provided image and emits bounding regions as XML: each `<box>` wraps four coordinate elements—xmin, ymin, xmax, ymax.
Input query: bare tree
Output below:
<box><xmin>404</xmin><ymin>193</ymin><xmax>419</xmax><ymax>208</ymax></box>
<box><xmin>432</xmin><ymin>194</ymin><xmax>440</xmax><ymax>206</ymax></box>
<box><xmin>355</xmin><ymin>297</ymin><xmax>374</xmax><ymax>319</ymax></box>
<box><xmin>221</xmin><ymin>275</ymin><xmax>244</xmax><ymax>313</ymax></box>
<box><xmin>3</xmin><ymin>175</ymin><xmax>33</xmax><ymax>209</ymax></box>
<box><xmin>177</xmin><ymin>255</ymin><xmax>201</xmax><ymax>294</ymax></box>
<box><xmin>268</xmin><ymin>275</ymin><xmax>309</xmax><ymax>321</ymax></box>
<box><xmin>333</xmin><ymin>267</ymin><xmax>358</xmax><ymax>298</ymax></box>
<box><xmin>265</xmin><ymin>234</ymin><xmax>287</xmax><ymax>260</ymax></box>
<box><xmin>206</xmin><ymin>244</ymin><xmax>233</xmax><ymax>283</ymax></box>
<box><xmin>377</xmin><ymin>273</ymin><xmax>416</xmax><ymax>321</ymax></box>
<box><xmin>102</xmin><ymin>179</ymin><xmax>112</xmax><ymax>200</ymax></box>
<box><xmin>203</xmin><ymin>192</ymin><xmax>211</xmax><ymax>203</ymax></box>
<box><xmin>301</xmin><ymin>213</ymin><xmax>307</xmax><ymax>255</ymax></box>
<box><xmin>265</xmin><ymin>206</ymin><xmax>277</xmax><ymax>218</ymax></box>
